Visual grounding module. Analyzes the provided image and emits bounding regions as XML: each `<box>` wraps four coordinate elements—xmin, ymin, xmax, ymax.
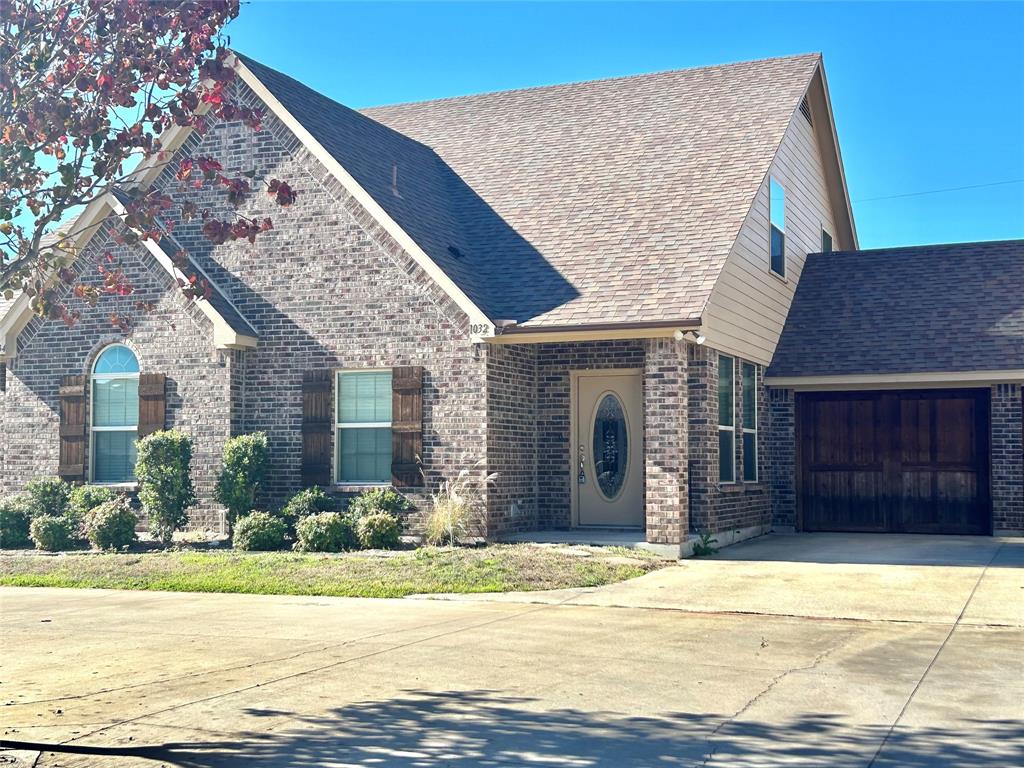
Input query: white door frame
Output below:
<box><xmin>569</xmin><ymin>368</ymin><xmax>644</xmax><ymax>528</ymax></box>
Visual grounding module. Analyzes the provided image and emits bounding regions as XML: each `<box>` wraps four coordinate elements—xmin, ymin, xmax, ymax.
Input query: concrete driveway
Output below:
<box><xmin>1</xmin><ymin>533</ymin><xmax>1022</xmax><ymax>767</ymax></box>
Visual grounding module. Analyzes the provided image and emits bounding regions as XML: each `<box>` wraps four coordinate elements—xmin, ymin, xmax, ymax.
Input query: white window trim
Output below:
<box><xmin>742</xmin><ymin>362</ymin><xmax>758</xmax><ymax>483</ymax></box>
<box><xmin>718</xmin><ymin>354</ymin><xmax>736</xmax><ymax>485</ymax></box>
<box><xmin>769</xmin><ymin>176</ymin><xmax>786</xmax><ymax>279</ymax></box>
<box><xmin>821</xmin><ymin>227</ymin><xmax>833</xmax><ymax>254</ymax></box>
<box><xmin>89</xmin><ymin>344</ymin><xmax>139</xmax><ymax>485</ymax></box>
<box><xmin>333</xmin><ymin>369</ymin><xmax>393</xmax><ymax>487</ymax></box>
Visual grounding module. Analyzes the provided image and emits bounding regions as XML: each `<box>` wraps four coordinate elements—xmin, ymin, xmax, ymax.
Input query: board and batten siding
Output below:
<box><xmin>701</xmin><ymin>98</ymin><xmax>838</xmax><ymax>366</ymax></box>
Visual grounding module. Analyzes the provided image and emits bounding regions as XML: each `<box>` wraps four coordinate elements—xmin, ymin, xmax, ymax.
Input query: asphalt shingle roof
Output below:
<box><xmin>767</xmin><ymin>240</ymin><xmax>1024</xmax><ymax>378</ymax></box>
<box><xmin>238</xmin><ymin>53</ymin><xmax>821</xmax><ymax>327</ymax></box>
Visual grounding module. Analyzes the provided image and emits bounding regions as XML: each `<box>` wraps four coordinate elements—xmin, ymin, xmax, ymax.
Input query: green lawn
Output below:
<box><xmin>0</xmin><ymin>544</ymin><xmax>665</xmax><ymax>598</ymax></box>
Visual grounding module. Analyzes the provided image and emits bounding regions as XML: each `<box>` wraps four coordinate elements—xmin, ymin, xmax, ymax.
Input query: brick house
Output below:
<box><xmin>1</xmin><ymin>52</ymin><xmax>1021</xmax><ymax>552</ymax></box>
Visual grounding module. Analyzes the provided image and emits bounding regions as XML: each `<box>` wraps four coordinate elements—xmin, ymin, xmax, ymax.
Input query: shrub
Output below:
<box><xmin>135</xmin><ymin>430</ymin><xmax>196</xmax><ymax>546</ymax></box>
<box><xmin>25</xmin><ymin>477</ymin><xmax>70</xmax><ymax>518</ymax></box>
<box><xmin>426</xmin><ymin>459</ymin><xmax>496</xmax><ymax>547</ymax></box>
<box><xmin>29</xmin><ymin>514</ymin><xmax>74</xmax><ymax>552</ymax></box>
<box><xmin>356</xmin><ymin>512</ymin><xmax>402</xmax><ymax>550</ymax></box>
<box><xmin>68</xmin><ymin>486</ymin><xmax>118</xmax><ymax>528</ymax></box>
<box><xmin>85</xmin><ymin>497</ymin><xmax>138</xmax><ymax>550</ymax></box>
<box><xmin>294</xmin><ymin>511</ymin><xmax>356</xmax><ymax>553</ymax></box>
<box><xmin>280</xmin><ymin>487</ymin><xmax>335</xmax><ymax>533</ymax></box>
<box><xmin>233</xmin><ymin>511</ymin><xmax>287</xmax><ymax>551</ymax></box>
<box><xmin>347</xmin><ymin>488</ymin><xmax>412</xmax><ymax>520</ymax></box>
<box><xmin>0</xmin><ymin>495</ymin><xmax>33</xmax><ymax>549</ymax></box>
<box><xmin>215</xmin><ymin>432</ymin><xmax>269</xmax><ymax>534</ymax></box>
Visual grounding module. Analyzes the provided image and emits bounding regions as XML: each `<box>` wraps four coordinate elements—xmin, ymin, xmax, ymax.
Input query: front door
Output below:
<box><xmin>574</xmin><ymin>370</ymin><xmax>643</xmax><ymax>527</ymax></box>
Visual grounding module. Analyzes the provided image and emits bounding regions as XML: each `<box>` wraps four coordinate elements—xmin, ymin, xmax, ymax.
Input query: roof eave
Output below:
<box><xmin>764</xmin><ymin>369</ymin><xmax>1024</xmax><ymax>389</ymax></box>
<box><xmin>486</xmin><ymin>317</ymin><xmax>702</xmax><ymax>345</ymax></box>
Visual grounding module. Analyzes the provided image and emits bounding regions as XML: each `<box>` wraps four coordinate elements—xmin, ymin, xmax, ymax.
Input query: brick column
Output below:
<box><xmin>992</xmin><ymin>383</ymin><xmax>1023</xmax><ymax>533</ymax></box>
<box><xmin>643</xmin><ymin>338</ymin><xmax>688</xmax><ymax>544</ymax></box>
<box><xmin>687</xmin><ymin>345</ymin><xmax>717</xmax><ymax>533</ymax></box>
<box><xmin>767</xmin><ymin>387</ymin><xmax>797</xmax><ymax>529</ymax></box>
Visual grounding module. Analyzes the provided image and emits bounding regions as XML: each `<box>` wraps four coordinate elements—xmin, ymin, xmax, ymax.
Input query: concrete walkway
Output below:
<box><xmin>1</xmin><ymin>533</ymin><xmax>1022</xmax><ymax>767</ymax></box>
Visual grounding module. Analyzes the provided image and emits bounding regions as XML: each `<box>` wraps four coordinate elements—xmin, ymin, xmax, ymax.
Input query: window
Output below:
<box><xmin>335</xmin><ymin>370</ymin><xmax>392</xmax><ymax>484</ymax></box>
<box><xmin>821</xmin><ymin>229</ymin><xmax>833</xmax><ymax>254</ymax></box>
<box><xmin>769</xmin><ymin>177</ymin><xmax>786</xmax><ymax>277</ymax></box>
<box><xmin>742</xmin><ymin>362</ymin><xmax>758</xmax><ymax>482</ymax></box>
<box><xmin>718</xmin><ymin>354</ymin><xmax>735</xmax><ymax>483</ymax></box>
<box><xmin>91</xmin><ymin>345</ymin><xmax>139</xmax><ymax>484</ymax></box>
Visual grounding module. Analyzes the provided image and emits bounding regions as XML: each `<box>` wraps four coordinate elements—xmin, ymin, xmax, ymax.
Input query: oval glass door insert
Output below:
<box><xmin>593</xmin><ymin>393</ymin><xmax>628</xmax><ymax>499</ymax></box>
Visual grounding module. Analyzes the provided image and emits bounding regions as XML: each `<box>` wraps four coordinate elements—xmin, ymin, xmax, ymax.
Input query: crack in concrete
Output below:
<box><xmin>864</xmin><ymin>543</ymin><xmax>1005</xmax><ymax>768</ymax></box>
<box><xmin>695</xmin><ymin>629</ymin><xmax>858</xmax><ymax>766</ymax></box>
<box><xmin>54</xmin><ymin>595</ymin><xmax>578</xmax><ymax>749</ymax></box>
<box><xmin>8</xmin><ymin>608</ymin><xmax>500</xmax><ymax>708</ymax></box>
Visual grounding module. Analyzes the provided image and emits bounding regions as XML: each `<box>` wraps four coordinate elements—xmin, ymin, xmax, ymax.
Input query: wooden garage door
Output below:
<box><xmin>797</xmin><ymin>390</ymin><xmax>990</xmax><ymax>535</ymax></box>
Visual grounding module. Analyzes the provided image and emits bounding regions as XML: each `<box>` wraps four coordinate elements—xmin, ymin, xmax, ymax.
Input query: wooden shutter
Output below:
<box><xmin>391</xmin><ymin>366</ymin><xmax>424</xmax><ymax>487</ymax></box>
<box><xmin>137</xmin><ymin>373</ymin><xmax>167</xmax><ymax>438</ymax></box>
<box><xmin>302</xmin><ymin>370</ymin><xmax>333</xmax><ymax>486</ymax></box>
<box><xmin>58</xmin><ymin>375</ymin><xmax>87</xmax><ymax>481</ymax></box>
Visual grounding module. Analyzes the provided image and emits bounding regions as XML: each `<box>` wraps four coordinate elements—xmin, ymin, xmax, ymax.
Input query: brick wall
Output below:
<box><xmin>157</xmin><ymin>80</ymin><xmax>487</xmax><ymax>522</ymax></box>
<box><xmin>0</xmin><ymin>225</ymin><xmax>231</xmax><ymax>530</ymax></box>
<box><xmin>643</xmin><ymin>338</ymin><xmax>688</xmax><ymax>544</ymax></box>
<box><xmin>686</xmin><ymin>345</ymin><xmax>771</xmax><ymax>535</ymax></box>
<box><xmin>992</xmin><ymin>383</ymin><xmax>1023</xmax><ymax>533</ymax></box>
<box><xmin>766</xmin><ymin>387</ymin><xmax>797</xmax><ymax>529</ymax></box>
<box><xmin>484</xmin><ymin>343</ymin><xmax>538</xmax><ymax>536</ymax></box>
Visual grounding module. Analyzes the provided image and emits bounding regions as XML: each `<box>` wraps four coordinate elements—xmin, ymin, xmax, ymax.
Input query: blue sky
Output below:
<box><xmin>231</xmin><ymin>1</ymin><xmax>1024</xmax><ymax>249</ymax></box>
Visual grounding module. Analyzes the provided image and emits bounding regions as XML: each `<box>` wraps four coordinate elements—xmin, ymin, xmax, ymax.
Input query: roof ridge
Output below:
<box><xmin>357</xmin><ymin>52</ymin><xmax>821</xmax><ymax>112</ymax></box>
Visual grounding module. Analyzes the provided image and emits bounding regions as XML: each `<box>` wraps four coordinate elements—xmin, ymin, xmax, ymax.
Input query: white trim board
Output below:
<box><xmin>764</xmin><ymin>370</ymin><xmax>1024</xmax><ymax>390</ymax></box>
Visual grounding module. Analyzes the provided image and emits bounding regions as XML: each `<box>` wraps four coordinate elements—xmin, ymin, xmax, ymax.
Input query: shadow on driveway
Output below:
<box><xmin>5</xmin><ymin>690</ymin><xmax>1023</xmax><ymax>767</ymax></box>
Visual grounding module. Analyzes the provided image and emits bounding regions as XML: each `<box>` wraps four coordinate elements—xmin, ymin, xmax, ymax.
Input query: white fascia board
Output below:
<box><xmin>764</xmin><ymin>370</ymin><xmax>1024</xmax><ymax>390</ymax></box>
<box><xmin>0</xmin><ymin>193</ymin><xmax>117</xmax><ymax>359</ymax></box>
<box><xmin>232</xmin><ymin>57</ymin><xmax>495</xmax><ymax>342</ymax></box>
<box><xmin>107</xmin><ymin>196</ymin><xmax>256</xmax><ymax>350</ymax></box>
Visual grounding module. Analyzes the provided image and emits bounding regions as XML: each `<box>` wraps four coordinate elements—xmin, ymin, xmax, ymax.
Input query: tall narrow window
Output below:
<box><xmin>718</xmin><ymin>354</ymin><xmax>735</xmax><ymax>483</ymax></box>
<box><xmin>335</xmin><ymin>370</ymin><xmax>392</xmax><ymax>484</ymax></box>
<box><xmin>91</xmin><ymin>345</ymin><xmax>139</xmax><ymax>483</ymax></box>
<box><xmin>769</xmin><ymin>177</ymin><xmax>786</xmax><ymax>277</ymax></box>
<box><xmin>742</xmin><ymin>362</ymin><xmax>758</xmax><ymax>482</ymax></box>
<box><xmin>821</xmin><ymin>229</ymin><xmax>833</xmax><ymax>254</ymax></box>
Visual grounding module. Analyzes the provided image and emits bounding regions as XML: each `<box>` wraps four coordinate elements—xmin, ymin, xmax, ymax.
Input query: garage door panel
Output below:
<box><xmin>798</xmin><ymin>389</ymin><xmax>990</xmax><ymax>535</ymax></box>
<box><xmin>807</xmin><ymin>471</ymin><xmax>887</xmax><ymax>531</ymax></box>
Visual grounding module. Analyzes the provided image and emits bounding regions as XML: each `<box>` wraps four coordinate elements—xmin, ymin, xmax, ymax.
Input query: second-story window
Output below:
<box><xmin>769</xmin><ymin>177</ymin><xmax>786</xmax><ymax>277</ymax></box>
<box><xmin>821</xmin><ymin>229</ymin><xmax>833</xmax><ymax>253</ymax></box>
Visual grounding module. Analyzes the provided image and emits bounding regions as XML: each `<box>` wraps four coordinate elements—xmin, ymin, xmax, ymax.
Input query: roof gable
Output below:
<box><xmin>766</xmin><ymin>240</ymin><xmax>1024</xmax><ymax>379</ymax></box>
<box><xmin>238</xmin><ymin>53</ymin><xmax>823</xmax><ymax>328</ymax></box>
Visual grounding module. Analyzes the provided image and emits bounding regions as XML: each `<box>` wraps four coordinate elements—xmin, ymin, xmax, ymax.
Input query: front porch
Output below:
<box><xmin>483</xmin><ymin>337</ymin><xmax>772</xmax><ymax>552</ymax></box>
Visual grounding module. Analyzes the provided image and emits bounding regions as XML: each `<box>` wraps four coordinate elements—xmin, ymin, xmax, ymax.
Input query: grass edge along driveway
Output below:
<box><xmin>0</xmin><ymin>544</ymin><xmax>666</xmax><ymax>599</ymax></box>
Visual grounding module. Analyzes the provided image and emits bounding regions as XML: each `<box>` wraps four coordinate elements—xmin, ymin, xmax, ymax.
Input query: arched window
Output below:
<box><xmin>91</xmin><ymin>345</ymin><xmax>140</xmax><ymax>483</ymax></box>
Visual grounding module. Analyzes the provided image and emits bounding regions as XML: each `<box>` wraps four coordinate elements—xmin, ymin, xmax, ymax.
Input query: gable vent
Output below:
<box><xmin>799</xmin><ymin>96</ymin><xmax>813</xmax><ymax>126</ymax></box>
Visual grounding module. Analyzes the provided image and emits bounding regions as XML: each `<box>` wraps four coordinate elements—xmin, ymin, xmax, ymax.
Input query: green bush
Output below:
<box><xmin>0</xmin><ymin>495</ymin><xmax>33</xmax><ymax>549</ymax></box>
<box><xmin>356</xmin><ymin>512</ymin><xmax>402</xmax><ymax>550</ymax></box>
<box><xmin>68</xmin><ymin>486</ymin><xmax>118</xmax><ymax>528</ymax></box>
<box><xmin>215</xmin><ymin>433</ymin><xmax>269</xmax><ymax>534</ymax></box>
<box><xmin>346</xmin><ymin>488</ymin><xmax>412</xmax><ymax>520</ymax></box>
<box><xmin>29</xmin><ymin>514</ymin><xmax>74</xmax><ymax>552</ymax></box>
<box><xmin>85</xmin><ymin>498</ymin><xmax>138</xmax><ymax>551</ymax></box>
<box><xmin>135</xmin><ymin>430</ymin><xmax>196</xmax><ymax>546</ymax></box>
<box><xmin>280</xmin><ymin>487</ymin><xmax>336</xmax><ymax>533</ymax></box>
<box><xmin>233</xmin><ymin>511</ymin><xmax>287</xmax><ymax>551</ymax></box>
<box><xmin>25</xmin><ymin>477</ymin><xmax>70</xmax><ymax>518</ymax></box>
<box><xmin>294</xmin><ymin>511</ymin><xmax>356</xmax><ymax>553</ymax></box>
